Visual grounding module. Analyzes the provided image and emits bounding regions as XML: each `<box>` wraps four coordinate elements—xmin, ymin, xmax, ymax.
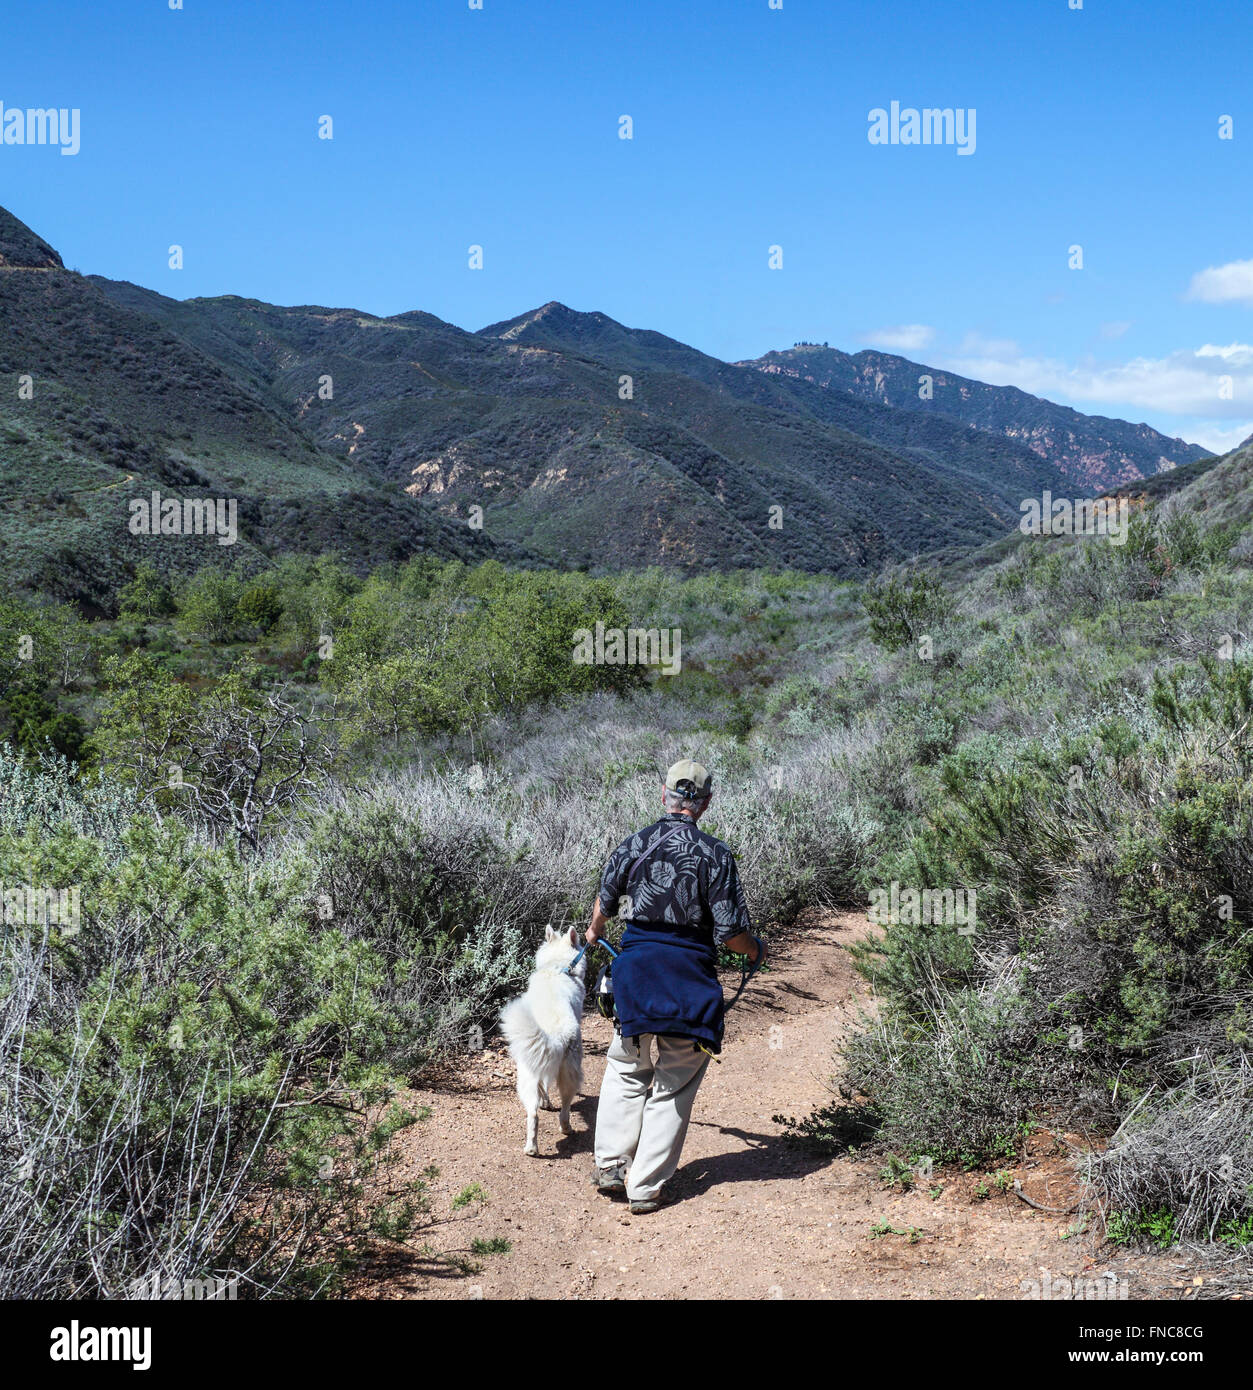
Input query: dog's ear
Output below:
<box><xmin>545</xmin><ymin>924</ymin><xmax>555</xmax><ymax>942</ymax></box>
<box><xmin>568</xmin><ymin>926</ymin><xmax>578</xmax><ymax>948</ymax></box>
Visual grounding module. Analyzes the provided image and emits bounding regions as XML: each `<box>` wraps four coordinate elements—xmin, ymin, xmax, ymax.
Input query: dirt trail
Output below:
<box><xmin>358</xmin><ymin>913</ymin><xmax>1184</xmax><ymax>1300</ymax></box>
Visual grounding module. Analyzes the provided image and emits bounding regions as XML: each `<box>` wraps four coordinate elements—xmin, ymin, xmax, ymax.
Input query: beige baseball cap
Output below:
<box><xmin>664</xmin><ymin>758</ymin><xmax>712</xmax><ymax>797</ymax></box>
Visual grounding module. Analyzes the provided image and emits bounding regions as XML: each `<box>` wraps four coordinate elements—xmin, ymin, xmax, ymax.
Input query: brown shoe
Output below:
<box><xmin>594</xmin><ymin>1164</ymin><xmax>626</xmax><ymax>1195</ymax></box>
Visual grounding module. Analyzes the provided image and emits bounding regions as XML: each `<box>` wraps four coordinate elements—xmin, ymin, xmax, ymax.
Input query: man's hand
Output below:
<box><xmin>586</xmin><ymin>901</ymin><xmax>609</xmax><ymax>945</ymax></box>
<box><xmin>724</xmin><ymin>931</ymin><xmax>763</xmax><ymax>965</ymax></box>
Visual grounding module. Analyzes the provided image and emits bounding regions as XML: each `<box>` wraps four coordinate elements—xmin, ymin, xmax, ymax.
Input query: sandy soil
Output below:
<box><xmin>353</xmin><ymin>913</ymin><xmax>1195</xmax><ymax>1300</ymax></box>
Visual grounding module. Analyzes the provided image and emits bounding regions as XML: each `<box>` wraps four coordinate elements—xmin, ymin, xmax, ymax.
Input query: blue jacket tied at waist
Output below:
<box><xmin>612</xmin><ymin>924</ymin><xmax>724</xmax><ymax>1053</ymax></box>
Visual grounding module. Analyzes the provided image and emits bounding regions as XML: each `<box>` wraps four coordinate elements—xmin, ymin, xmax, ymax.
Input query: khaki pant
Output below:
<box><xmin>594</xmin><ymin>1031</ymin><xmax>710</xmax><ymax>1201</ymax></box>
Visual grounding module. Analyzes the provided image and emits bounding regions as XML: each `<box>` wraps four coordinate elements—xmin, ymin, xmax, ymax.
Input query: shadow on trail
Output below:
<box><xmin>730</xmin><ymin>979</ymin><xmax>821</xmax><ymax>1021</ymax></box>
<box><xmin>669</xmin><ymin>1122</ymin><xmax>832</xmax><ymax>1198</ymax></box>
<box><xmin>351</xmin><ymin>1242</ymin><xmax>481</xmax><ymax>1289</ymax></box>
<box><xmin>548</xmin><ymin>1096</ymin><xmax>597</xmax><ymax>1160</ymax></box>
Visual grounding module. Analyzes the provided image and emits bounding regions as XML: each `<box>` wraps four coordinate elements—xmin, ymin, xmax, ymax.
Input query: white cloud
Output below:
<box><xmin>854</xmin><ymin>316</ymin><xmax>1253</xmax><ymax>452</ymax></box>
<box><xmin>956</xmin><ymin>331</ymin><xmax>1020</xmax><ymax>359</ymax></box>
<box><xmin>1195</xmin><ymin>341</ymin><xmax>1253</xmax><ymax>364</ymax></box>
<box><xmin>937</xmin><ymin>341</ymin><xmax>1253</xmax><ymax>428</ymax></box>
<box><xmin>1186</xmin><ymin>259</ymin><xmax>1253</xmax><ymax>306</ymax></box>
<box><xmin>1185</xmin><ymin>420</ymin><xmax>1253</xmax><ymax>455</ymax></box>
<box><xmin>859</xmin><ymin>323</ymin><xmax>935</xmax><ymax>352</ymax></box>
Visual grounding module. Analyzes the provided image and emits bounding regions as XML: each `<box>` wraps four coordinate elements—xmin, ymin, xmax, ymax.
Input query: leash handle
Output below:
<box><xmin>564</xmin><ymin>937</ymin><xmax>619</xmax><ymax>975</ymax></box>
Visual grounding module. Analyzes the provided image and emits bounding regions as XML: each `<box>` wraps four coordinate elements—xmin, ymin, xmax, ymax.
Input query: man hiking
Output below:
<box><xmin>586</xmin><ymin>759</ymin><xmax>764</xmax><ymax>1213</ymax></box>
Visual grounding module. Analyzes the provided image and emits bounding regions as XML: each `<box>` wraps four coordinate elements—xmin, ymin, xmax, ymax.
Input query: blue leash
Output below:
<box><xmin>723</xmin><ymin>935</ymin><xmax>767</xmax><ymax>1012</ymax></box>
<box><xmin>564</xmin><ymin>938</ymin><xmax>618</xmax><ymax>975</ymax></box>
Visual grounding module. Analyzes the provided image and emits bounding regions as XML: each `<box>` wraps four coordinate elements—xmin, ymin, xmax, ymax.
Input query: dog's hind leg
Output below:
<box><xmin>516</xmin><ymin>1066</ymin><xmax>541</xmax><ymax>1156</ymax></box>
<box><xmin>557</xmin><ymin>1048</ymin><xmax>581</xmax><ymax>1136</ymax></box>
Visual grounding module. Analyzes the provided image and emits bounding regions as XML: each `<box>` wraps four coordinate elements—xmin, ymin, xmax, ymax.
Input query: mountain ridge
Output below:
<box><xmin>746</xmin><ymin>343</ymin><xmax>1209</xmax><ymax>490</ymax></box>
<box><xmin>0</xmin><ymin>202</ymin><xmax>1219</xmax><ymax>606</ymax></box>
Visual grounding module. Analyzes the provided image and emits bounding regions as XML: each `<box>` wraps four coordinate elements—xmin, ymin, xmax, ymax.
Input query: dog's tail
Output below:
<box><xmin>499</xmin><ymin>997</ymin><xmax>563</xmax><ymax>1091</ymax></box>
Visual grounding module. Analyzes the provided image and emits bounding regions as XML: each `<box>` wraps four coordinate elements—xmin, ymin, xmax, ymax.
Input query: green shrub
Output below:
<box><xmin>842</xmin><ymin>654</ymin><xmax>1253</xmax><ymax>1212</ymax></box>
<box><xmin>837</xmin><ymin>994</ymin><xmax>1044</xmax><ymax>1166</ymax></box>
<box><xmin>297</xmin><ymin>789</ymin><xmax>558</xmax><ymax>1070</ymax></box>
<box><xmin>0</xmin><ymin>783</ymin><xmax>413</xmax><ymax>1297</ymax></box>
<box><xmin>175</xmin><ymin>566</ymin><xmax>245</xmax><ymax>642</ymax></box>
<box><xmin>862</xmin><ymin>571</ymin><xmax>952</xmax><ymax>653</ymax></box>
<box><xmin>237</xmin><ymin>575</ymin><xmax>284</xmax><ymax>634</ymax></box>
<box><xmin>1</xmin><ymin>688</ymin><xmax>86</xmax><ymax>763</ymax></box>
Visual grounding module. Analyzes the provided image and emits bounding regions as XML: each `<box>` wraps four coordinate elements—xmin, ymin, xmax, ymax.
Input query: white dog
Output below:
<box><xmin>499</xmin><ymin>925</ymin><xmax>587</xmax><ymax>1156</ymax></box>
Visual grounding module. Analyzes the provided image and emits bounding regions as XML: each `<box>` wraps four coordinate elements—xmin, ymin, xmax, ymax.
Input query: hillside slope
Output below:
<box><xmin>0</xmin><ymin>214</ymin><xmax>505</xmax><ymax>607</ymax></box>
<box><xmin>479</xmin><ymin>301</ymin><xmax>1079</xmax><ymax>523</ymax></box>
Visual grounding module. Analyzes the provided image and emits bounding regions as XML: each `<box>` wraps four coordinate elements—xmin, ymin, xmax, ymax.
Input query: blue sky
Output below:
<box><xmin>5</xmin><ymin>0</ymin><xmax>1252</xmax><ymax>451</ymax></box>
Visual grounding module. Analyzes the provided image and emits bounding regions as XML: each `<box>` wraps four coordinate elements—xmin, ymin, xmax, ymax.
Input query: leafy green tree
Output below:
<box><xmin>337</xmin><ymin>652</ymin><xmax>460</xmax><ymax>745</ymax></box>
<box><xmin>271</xmin><ymin>553</ymin><xmax>359</xmax><ymax>652</ymax></box>
<box><xmin>467</xmin><ymin>571</ymin><xmax>644</xmax><ymax>708</ymax></box>
<box><xmin>1</xmin><ymin>688</ymin><xmax>86</xmax><ymax>763</ymax></box>
<box><xmin>237</xmin><ymin>575</ymin><xmax>284</xmax><ymax>635</ymax></box>
<box><xmin>175</xmin><ymin>567</ymin><xmax>244</xmax><ymax>642</ymax></box>
<box><xmin>118</xmin><ymin>563</ymin><xmax>176</xmax><ymax>622</ymax></box>
<box><xmin>862</xmin><ymin>571</ymin><xmax>952</xmax><ymax>652</ymax></box>
<box><xmin>0</xmin><ymin>596</ymin><xmax>98</xmax><ymax>690</ymax></box>
<box><xmin>93</xmin><ymin>653</ymin><xmax>331</xmax><ymax>848</ymax></box>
